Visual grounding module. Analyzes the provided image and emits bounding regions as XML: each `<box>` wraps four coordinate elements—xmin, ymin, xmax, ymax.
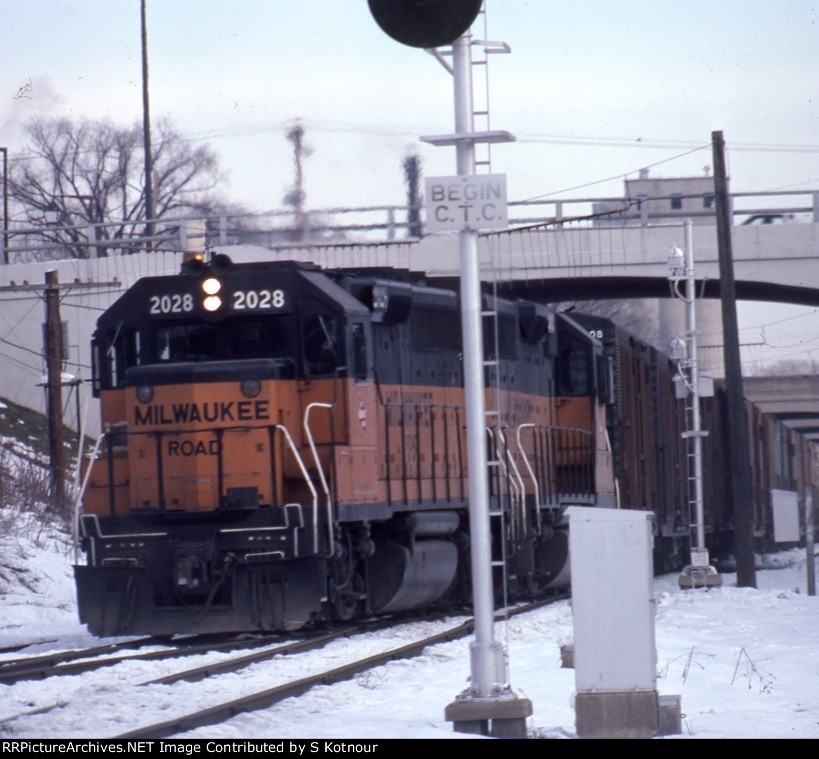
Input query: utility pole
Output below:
<box><xmin>1</xmin><ymin>147</ymin><xmax>8</xmax><ymax>265</ymax></box>
<box><xmin>141</xmin><ymin>0</ymin><xmax>156</xmax><ymax>249</ymax></box>
<box><xmin>45</xmin><ymin>270</ymin><xmax>67</xmax><ymax>506</ymax></box>
<box><xmin>806</xmin><ymin>485</ymin><xmax>815</xmax><ymax>596</ymax></box>
<box><xmin>712</xmin><ymin>130</ymin><xmax>757</xmax><ymax>588</ymax></box>
<box><xmin>0</xmin><ymin>275</ymin><xmax>121</xmax><ymax>506</ymax></box>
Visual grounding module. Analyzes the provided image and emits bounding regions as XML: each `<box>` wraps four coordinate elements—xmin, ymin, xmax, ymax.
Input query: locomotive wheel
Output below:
<box><xmin>332</xmin><ymin>573</ymin><xmax>366</xmax><ymax>621</ymax></box>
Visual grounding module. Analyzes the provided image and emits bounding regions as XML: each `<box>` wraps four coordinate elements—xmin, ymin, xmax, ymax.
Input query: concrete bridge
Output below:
<box><xmin>322</xmin><ymin>219</ymin><xmax>819</xmax><ymax>304</ymax></box>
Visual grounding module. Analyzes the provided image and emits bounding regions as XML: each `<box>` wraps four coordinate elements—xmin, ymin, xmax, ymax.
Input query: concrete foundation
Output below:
<box><xmin>445</xmin><ymin>695</ymin><xmax>533</xmax><ymax>738</ymax></box>
<box><xmin>678</xmin><ymin>565</ymin><xmax>723</xmax><ymax>589</ymax></box>
<box><xmin>575</xmin><ymin>690</ymin><xmax>681</xmax><ymax>739</ymax></box>
<box><xmin>658</xmin><ymin>694</ymin><xmax>683</xmax><ymax>736</ymax></box>
<box><xmin>576</xmin><ymin>690</ymin><xmax>658</xmax><ymax>739</ymax></box>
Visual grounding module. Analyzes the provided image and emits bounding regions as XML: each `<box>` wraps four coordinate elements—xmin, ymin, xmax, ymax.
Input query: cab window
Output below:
<box><xmin>303</xmin><ymin>314</ymin><xmax>339</xmax><ymax>377</ymax></box>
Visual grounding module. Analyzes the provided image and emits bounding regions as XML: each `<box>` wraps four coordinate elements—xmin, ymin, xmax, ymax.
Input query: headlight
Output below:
<box><xmin>240</xmin><ymin>378</ymin><xmax>261</xmax><ymax>398</ymax></box>
<box><xmin>202</xmin><ymin>277</ymin><xmax>222</xmax><ymax>296</ymax></box>
<box><xmin>136</xmin><ymin>384</ymin><xmax>154</xmax><ymax>404</ymax></box>
<box><xmin>203</xmin><ymin>295</ymin><xmax>222</xmax><ymax>312</ymax></box>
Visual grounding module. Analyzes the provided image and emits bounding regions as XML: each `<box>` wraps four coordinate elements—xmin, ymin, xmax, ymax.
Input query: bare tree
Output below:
<box><xmin>9</xmin><ymin>116</ymin><xmax>224</xmax><ymax>258</ymax></box>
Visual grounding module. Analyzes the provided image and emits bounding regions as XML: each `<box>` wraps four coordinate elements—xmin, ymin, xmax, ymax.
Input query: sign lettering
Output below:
<box><xmin>425</xmin><ymin>174</ymin><xmax>508</xmax><ymax>231</ymax></box>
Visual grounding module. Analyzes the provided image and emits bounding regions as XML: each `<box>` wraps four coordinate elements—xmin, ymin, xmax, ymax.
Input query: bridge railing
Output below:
<box><xmin>2</xmin><ymin>190</ymin><xmax>817</xmax><ymax>263</ymax></box>
<box><xmin>508</xmin><ymin>189</ymin><xmax>819</xmax><ymax>227</ymax></box>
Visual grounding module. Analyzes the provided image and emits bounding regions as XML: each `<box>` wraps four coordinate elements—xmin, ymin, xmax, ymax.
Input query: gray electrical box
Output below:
<box><xmin>568</xmin><ymin>507</ymin><xmax>656</xmax><ymax>691</ymax></box>
<box><xmin>566</xmin><ymin>507</ymin><xmax>676</xmax><ymax>738</ymax></box>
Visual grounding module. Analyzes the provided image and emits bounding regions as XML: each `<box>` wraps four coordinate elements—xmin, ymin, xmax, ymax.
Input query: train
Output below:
<box><xmin>572</xmin><ymin>311</ymin><xmax>816</xmax><ymax>572</ymax></box>
<box><xmin>73</xmin><ymin>253</ymin><xmax>814</xmax><ymax>637</ymax></box>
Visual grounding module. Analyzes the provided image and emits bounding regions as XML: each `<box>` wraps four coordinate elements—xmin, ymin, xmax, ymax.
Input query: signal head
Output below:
<box><xmin>368</xmin><ymin>0</ymin><xmax>483</xmax><ymax>49</ymax></box>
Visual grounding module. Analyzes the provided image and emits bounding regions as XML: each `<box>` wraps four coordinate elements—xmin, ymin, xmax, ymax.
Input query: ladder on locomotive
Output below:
<box><xmin>471</xmin><ymin>6</ymin><xmax>515</xmax><ymax>605</ymax></box>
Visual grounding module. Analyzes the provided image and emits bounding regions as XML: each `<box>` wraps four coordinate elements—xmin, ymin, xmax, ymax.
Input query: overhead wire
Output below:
<box><xmin>516</xmin><ymin>144</ymin><xmax>710</xmax><ymax>204</ymax></box>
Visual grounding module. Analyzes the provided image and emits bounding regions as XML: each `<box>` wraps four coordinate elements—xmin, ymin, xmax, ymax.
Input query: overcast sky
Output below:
<box><xmin>4</xmin><ymin>1</ymin><xmax>816</xmax><ymax>211</ymax></box>
<box><xmin>3</xmin><ymin>0</ymin><xmax>818</xmax><ymax>367</ymax></box>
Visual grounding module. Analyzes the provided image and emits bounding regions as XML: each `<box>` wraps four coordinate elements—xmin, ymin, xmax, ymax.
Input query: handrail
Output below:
<box><xmin>5</xmin><ymin>188</ymin><xmax>815</xmax><ymax>262</ymax></box>
<box><xmin>496</xmin><ymin>427</ymin><xmax>527</xmax><ymax>540</ymax></box>
<box><xmin>486</xmin><ymin>426</ymin><xmax>522</xmax><ymax>542</ymax></box>
<box><xmin>273</xmin><ymin>423</ymin><xmax>319</xmax><ymax>555</ymax></box>
<box><xmin>73</xmin><ymin>431</ymin><xmax>107</xmax><ymax>564</ymax></box>
<box><xmin>304</xmin><ymin>401</ymin><xmax>336</xmax><ymax>558</ymax></box>
<box><xmin>516</xmin><ymin>422</ymin><xmax>542</xmax><ymax>535</ymax></box>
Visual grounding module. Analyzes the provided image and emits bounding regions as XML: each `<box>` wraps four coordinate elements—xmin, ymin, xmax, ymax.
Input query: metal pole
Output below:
<box><xmin>452</xmin><ymin>33</ymin><xmax>504</xmax><ymax>699</ymax></box>
<box><xmin>797</xmin><ymin>441</ymin><xmax>816</xmax><ymax>597</ymax></box>
<box><xmin>674</xmin><ymin>220</ymin><xmax>721</xmax><ymax>589</ymax></box>
<box><xmin>684</xmin><ymin>220</ymin><xmax>706</xmax><ymax>551</ymax></box>
<box><xmin>141</xmin><ymin>0</ymin><xmax>156</xmax><ymax>249</ymax></box>
<box><xmin>806</xmin><ymin>487</ymin><xmax>815</xmax><ymax>597</ymax></box>
<box><xmin>1</xmin><ymin>147</ymin><xmax>8</xmax><ymax>265</ymax></box>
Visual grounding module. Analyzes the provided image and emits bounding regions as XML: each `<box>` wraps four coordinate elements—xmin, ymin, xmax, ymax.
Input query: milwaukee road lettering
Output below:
<box><xmin>133</xmin><ymin>400</ymin><xmax>271</xmax><ymax>426</ymax></box>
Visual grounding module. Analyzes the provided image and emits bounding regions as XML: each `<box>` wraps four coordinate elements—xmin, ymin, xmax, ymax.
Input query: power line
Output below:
<box><xmin>0</xmin><ymin>334</ymin><xmax>44</xmax><ymax>361</ymax></box>
<box><xmin>0</xmin><ymin>347</ymin><xmax>42</xmax><ymax>374</ymax></box>
<box><xmin>516</xmin><ymin>144</ymin><xmax>710</xmax><ymax>203</ymax></box>
<box><xmin>10</xmin><ymin>121</ymin><xmax>816</xmax><ymax>163</ymax></box>
<box><xmin>516</xmin><ymin>133</ymin><xmax>819</xmax><ymax>154</ymax></box>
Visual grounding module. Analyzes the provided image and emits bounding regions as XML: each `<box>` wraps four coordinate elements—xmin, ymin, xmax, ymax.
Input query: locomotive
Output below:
<box><xmin>75</xmin><ymin>254</ymin><xmax>613</xmax><ymax>636</ymax></box>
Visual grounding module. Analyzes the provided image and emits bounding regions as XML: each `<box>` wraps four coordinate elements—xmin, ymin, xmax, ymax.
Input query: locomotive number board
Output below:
<box><xmin>145</xmin><ymin>283</ymin><xmax>289</xmax><ymax>317</ymax></box>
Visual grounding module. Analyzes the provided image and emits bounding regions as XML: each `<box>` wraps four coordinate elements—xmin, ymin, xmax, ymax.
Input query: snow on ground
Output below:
<box><xmin>0</xmin><ymin>523</ymin><xmax>817</xmax><ymax>740</ymax></box>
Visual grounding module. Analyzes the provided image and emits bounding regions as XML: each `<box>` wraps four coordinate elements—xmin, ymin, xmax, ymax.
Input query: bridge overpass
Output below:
<box><xmin>296</xmin><ymin>219</ymin><xmax>819</xmax><ymax>300</ymax></box>
<box><xmin>743</xmin><ymin>376</ymin><xmax>819</xmax><ymax>440</ymax></box>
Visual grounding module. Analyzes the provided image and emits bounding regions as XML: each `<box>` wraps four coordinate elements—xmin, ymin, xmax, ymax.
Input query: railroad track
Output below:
<box><xmin>1</xmin><ymin>595</ymin><xmax>566</xmax><ymax>736</ymax></box>
<box><xmin>0</xmin><ymin>634</ymin><xmax>280</xmax><ymax>685</ymax></box>
<box><xmin>0</xmin><ymin>613</ymin><xmax>435</xmax><ymax>687</ymax></box>
<box><xmin>116</xmin><ymin>596</ymin><xmax>565</xmax><ymax>739</ymax></box>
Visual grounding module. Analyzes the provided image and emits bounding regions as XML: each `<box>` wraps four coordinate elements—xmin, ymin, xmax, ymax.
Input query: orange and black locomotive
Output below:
<box><xmin>75</xmin><ymin>254</ymin><xmax>611</xmax><ymax>636</ymax></box>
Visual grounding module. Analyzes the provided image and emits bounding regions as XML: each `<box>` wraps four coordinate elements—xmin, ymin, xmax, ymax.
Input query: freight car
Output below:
<box><xmin>75</xmin><ymin>255</ymin><xmax>613</xmax><ymax>636</ymax></box>
<box><xmin>571</xmin><ymin>312</ymin><xmax>817</xmax><ymax>571</ymax></box>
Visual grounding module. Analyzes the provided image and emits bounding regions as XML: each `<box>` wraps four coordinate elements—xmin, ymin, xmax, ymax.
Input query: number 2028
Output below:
<box><xmin>232</xmin><ymin>289</ymin><xmax>286</xmax><ymax>310</ymax></box>
<box><xmin>149</xmin><ymin>293</ymin><xmax>194</xmax><ymax>314</ymax></box>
